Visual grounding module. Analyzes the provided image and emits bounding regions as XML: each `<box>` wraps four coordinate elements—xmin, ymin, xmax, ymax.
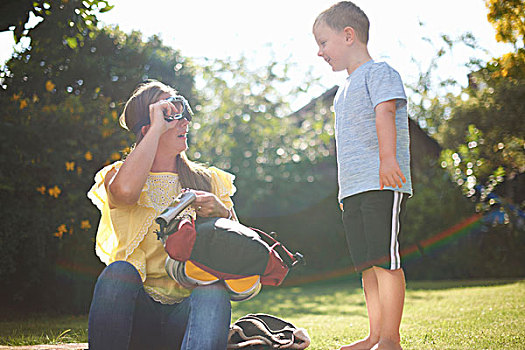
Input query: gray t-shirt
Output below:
<box><xmin>334</xmin><ymin>60</ymin><xmax>412</xmax><ymax>202</ymax></box>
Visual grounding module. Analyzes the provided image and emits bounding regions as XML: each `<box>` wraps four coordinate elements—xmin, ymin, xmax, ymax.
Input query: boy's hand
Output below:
<box><xmin>379</xmin><ymin>156</ymin><xmax>406</xmax><ymax>190</ymax></box>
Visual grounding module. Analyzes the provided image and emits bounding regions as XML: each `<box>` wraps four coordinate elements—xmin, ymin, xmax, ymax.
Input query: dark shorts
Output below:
<box><xmin>342</xmin><ymin>190</ymin><xmax>408</xmax><ymax>272</ymax></box>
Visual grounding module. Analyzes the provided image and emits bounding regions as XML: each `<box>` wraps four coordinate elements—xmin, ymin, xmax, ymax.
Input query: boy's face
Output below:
<box><xmin>313</xmin><ymin>22</ymin><xmax>351</xmax><ymax>72</ymax></box>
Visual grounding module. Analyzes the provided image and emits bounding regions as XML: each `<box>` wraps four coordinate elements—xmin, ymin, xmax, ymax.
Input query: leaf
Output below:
<box><xmin>65</xmin><ymin>36</ymin><xmax>78</xmax><ymax>49</ymax></box>
<box><xmin>98</xmin><ymin>5</ymin><xmax>114</xmax><ymax>13</ymax></box>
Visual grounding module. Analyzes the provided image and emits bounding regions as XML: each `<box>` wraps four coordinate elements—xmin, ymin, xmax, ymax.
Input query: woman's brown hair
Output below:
<box><xmin>120</xmin><ymin>80</ymin><xmax>212</xmax><ymax>192</ymax></box>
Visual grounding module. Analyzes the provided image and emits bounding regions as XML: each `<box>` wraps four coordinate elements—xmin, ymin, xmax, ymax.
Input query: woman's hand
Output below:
<box><xmin>148</xmin><ymin>99</ymin><xmax>179</xmax><ymax>134</ymax></box>
<box><xmin>192</xmin><ymin>190</ymin><xmax>230</xmax><ymax>218</ymax></box>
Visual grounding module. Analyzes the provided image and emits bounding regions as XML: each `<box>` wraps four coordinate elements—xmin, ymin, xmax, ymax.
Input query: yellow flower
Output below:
<box><xmin>19</xmin><ymin>99</ymin><xmax>28</xmax><ymax>110</ymax></box>
<box><xmin>48</xmin><ymin>185</ymin><xmax>61</xmax><ymax>198</ymax></box>
<box><xmin>54</xmin><ymin>224</ymin><xmax>67</xmax><ymax>238</ymax></box>
<box><xmin>36</xmin><ymin>185</ymin><xmax>46</xmax><ymax>194</ymax></box>
<box><xmin>111</xmin><ymin>110</ymin><xmax>118</xmax><ymax>120</ymax></box>
<box><xmin>76</xmin><ymin>166</ymin><xmax>83</xmax><ymax>175</ymax></box>
<box><xmin>84</xmin><ymin>151</ymin><xmax>93</xmax><ymax>161</ymax></box>
<box><xmin>65</xmin><ymin>161</ymin><xmax>75</xmax><ymax>171</ymax></box>
<box><xmin>32</xmin><ymin>94</ymin><xmax>39</xmax><ymax>103</ymax></box>
<box><xmin>45</xmin><ymin>80</ymin><xmax>56</xmax><ymax>92</ymax></box>
<box><xmin>110</xmin><ymin>152</ymin><xmax>121</xmax><ymax>161</ymax></box>
<box><xmin>12</xmin><ymin>92</ymin><xmax>22</xmax><ymax>101</ymax></box>
<box><xmin>81</xmin><ymin>220</ymin><xmax>91</xmax><ymax>230</ymax></box>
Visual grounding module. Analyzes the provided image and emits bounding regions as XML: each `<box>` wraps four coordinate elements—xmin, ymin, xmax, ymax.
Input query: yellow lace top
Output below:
<box><xmin>87</xmin><ymin>160</ymin><xmax>236</xmax><ymax>304</ymax></box>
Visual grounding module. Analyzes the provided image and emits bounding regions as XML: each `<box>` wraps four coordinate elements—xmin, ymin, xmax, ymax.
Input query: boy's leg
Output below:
<box><xmin>339</xmin><ymin>267</ymin><xmax>381</xmax><ymax>350</ymax></box>
<box><xmin>356</xmin><ymin>190</ymin><xmax>407</xmax><ymax>350</ymax></box>
<box><xmin>363</xmin><ymin>268</ymin><xmax>382</xmax><ymax>344</ymax></box>
<box><xmin>341</xmin><ymin>193</ymin><xmax>382</xmax><ymax>350</ymax></box>
<box><xmin>373</xmin><ymin>267</ymin><xmax>405</xmax><ymax>350</ymax></box>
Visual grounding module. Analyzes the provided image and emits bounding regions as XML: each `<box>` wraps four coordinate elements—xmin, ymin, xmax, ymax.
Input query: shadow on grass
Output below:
<box><xmin>231</xmin><ymin>275</ymin><xmax>524</xmax><ymax>321</ymax></box>
<box><xmin>232</xmin><ymin>276</ymin><xmax>366</xmax><ymax>318</ymax></box>
<box><xmin>406</xmin><ymin>278</ymin><xmax>522</xmax><ymax>291</ymax></box>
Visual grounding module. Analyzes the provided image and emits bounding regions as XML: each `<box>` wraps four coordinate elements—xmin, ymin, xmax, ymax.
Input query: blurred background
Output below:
<box><xmin>0</xmin><ymin>0</ymin><xmax>523</xmax><ymax>314</ymax></box>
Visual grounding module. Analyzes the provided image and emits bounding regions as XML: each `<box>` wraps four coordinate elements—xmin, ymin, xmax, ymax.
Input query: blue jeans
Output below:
<box><xmin>88</xmin><ymin>261</ymin><xmax>231</xmax><ymax>350</ymax></box>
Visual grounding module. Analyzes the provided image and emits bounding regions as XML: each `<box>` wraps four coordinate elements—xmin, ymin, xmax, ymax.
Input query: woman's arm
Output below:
<box><xmin>106</xmin><ymin>100</ymin><xmax>177</xmax><ymax>207</ymax></box>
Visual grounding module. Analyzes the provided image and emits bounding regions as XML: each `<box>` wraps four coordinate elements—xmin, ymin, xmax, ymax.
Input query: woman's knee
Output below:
<box><xmin>192</xmin><ymin>283</ymin><xmax>230</xmax><ymax>303</ymax></box>
<box><xmin>183</xmin><ymin>284</ymin><xmax>231</xmax><ymax>349</ymax></box>
<box><xmin>190</xmin><ymin>283</ymin><xmax>231</xmax><ymax>320</ymax></box>
<box><xmin>95</xmin><ymin>261</ymin><xmax>142</xmax><ymax>293</ymax></box>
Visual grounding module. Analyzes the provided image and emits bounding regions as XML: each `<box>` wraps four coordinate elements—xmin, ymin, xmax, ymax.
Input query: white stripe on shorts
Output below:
<box><xmin>390</xmin><ymin>192</ymin><xmax>402</xmax><ymax>269</ymax></box>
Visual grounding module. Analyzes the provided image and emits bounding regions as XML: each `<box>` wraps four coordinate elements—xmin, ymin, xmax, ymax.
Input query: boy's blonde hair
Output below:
<box><xmin>314</xmin><ymin>1</ymin><xmax>370</xmax><ymax>44</ymax></box>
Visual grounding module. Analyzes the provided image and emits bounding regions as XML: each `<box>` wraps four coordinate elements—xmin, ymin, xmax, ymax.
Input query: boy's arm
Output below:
<box><xmin>375</xmin><ymin>100</ymin><xmax>406</xmax><ymax>190</ymax></box>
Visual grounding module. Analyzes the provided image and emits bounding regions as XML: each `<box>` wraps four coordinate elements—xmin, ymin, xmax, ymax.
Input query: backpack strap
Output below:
<box><xmin>251</xmin><ymin>229</ymin><xmax>305</xmax><ymax>269</ymax></box>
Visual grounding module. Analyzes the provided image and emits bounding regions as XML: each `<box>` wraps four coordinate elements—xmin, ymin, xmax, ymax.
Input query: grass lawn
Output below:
<box><xmin>1</xmin><ymin>278</ymin><xmax>524</xmax><ymax>349</ymax></box>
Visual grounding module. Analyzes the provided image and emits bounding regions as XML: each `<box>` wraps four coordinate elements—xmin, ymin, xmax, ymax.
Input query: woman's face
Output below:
<box><xmin>157</xmin><ymin>92</ymin><xmax>190</xmax><ymax>155</ymax></box>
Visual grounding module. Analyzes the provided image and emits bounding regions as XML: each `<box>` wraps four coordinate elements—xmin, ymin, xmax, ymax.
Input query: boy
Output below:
<box><xmin>313</xmin><ymin>2</ymin><xmax>412</xmax><ymax>350</ymax></box>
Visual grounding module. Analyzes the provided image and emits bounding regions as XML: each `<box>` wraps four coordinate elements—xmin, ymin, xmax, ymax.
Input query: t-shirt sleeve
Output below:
<box><xmin>367</xmin><ymin>62</ymin><xmax>407</xmax><ymax>110</ymax></box>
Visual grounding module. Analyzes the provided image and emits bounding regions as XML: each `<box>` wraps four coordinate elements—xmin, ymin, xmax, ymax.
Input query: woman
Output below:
<box><xmin>87</xmin><ymin>80</ymin><xmax>236</xmax><ymax>349</ymax></box>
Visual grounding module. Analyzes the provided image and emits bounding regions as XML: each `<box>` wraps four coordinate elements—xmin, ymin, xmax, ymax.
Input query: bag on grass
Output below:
<box><xmin>227</xmin><ymin>313</ymin><xmax>310</xmax><ymax>349</ymax></box>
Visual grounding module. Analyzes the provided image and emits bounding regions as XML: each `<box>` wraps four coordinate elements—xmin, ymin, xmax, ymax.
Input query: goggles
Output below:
<box><xmin>163</xmin><ymin>95</ymin><xmax>193</xmax><ymax>122</ymax></box>
<box><xmin>131</xmin><ymin>95</ymin><xmax>194</xmax><ymax>134</ymax></box>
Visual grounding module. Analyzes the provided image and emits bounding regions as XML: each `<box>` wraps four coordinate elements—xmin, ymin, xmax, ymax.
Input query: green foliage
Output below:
<box><xmin>0</xmin><ymin>5</ymin><xmax>195</xmax><ymax>312</ymax></box>
<box><xmin>403</xmin><ymin>160</ymin><xmax>475</xmax><ymax>246</ymax></box>
<box><xmin>438</xmin><ymin>56</ymin><xmax>524</xmax><ymax>213</ymax></box>
<box><xmin>405</xmin><ymin>31</ymin><xmax>482</xmax><ymax>136</ymax></box>
<box><xmin>190</xmin><ymin>57</ymin><xmax>333</xmax><ymax>217</ymax></box>
<box><xmin>408</xmin><ymin>1</ymin><xmax>524</xmax><ymax>219</ymax></box>
<box><xmin>1</xmin><ymin>0</ymin><xmax>524</xmax><ymax>317</ymax></box>
<box><xmin>399</xmin><ymin>2</ymin><xmax>525</xmax><ymax>281</ymax></box>
<box><xmin>485</xmin><ymin>0</ymin><xmax>525</xmax><ymax>47</ymax></box>
<box><xmin>0</xmin><ymin>0</ymin><xmax>113</xmax><ymax>43</ymax></box>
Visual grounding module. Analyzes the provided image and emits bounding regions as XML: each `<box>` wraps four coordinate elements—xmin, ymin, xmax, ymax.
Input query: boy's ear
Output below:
<box><xmin>141</xmin><ymin>124</ymin><xmax>150</xmax><ymax>136</ymax></box>
<box><xmin>343</xmin><ymin>26</ymin><xmax>355</xmax><ymax>44</ymax></box>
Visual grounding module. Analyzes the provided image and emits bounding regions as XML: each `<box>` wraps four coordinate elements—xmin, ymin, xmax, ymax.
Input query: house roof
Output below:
<box><xmin>291</xmin><ymin>86</ymin><xmax>442</xmax><ymax>166</ymax></box>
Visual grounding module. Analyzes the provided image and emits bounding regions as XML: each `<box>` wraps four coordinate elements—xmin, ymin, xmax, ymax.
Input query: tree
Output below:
<box><xmin>0</xmin><ymin>17</ymin><xmax>196</xmax><ymax>313</ymax></box>
<box><xmin>416</xmin><ymin>0</ymin><xmax>525</xmax><ymax>277</ymax></box>
<box><xmin>485</xmin><ymin>0</ymin><xmax>525</xmax><ymax>48</ymax></box>
<box><xmin>190</xmin><ymin>56</ymin><xmax>331</xmax><ymax>218</ymax></box>
<box><xmin>438</xmin><ymin>0</ymin><xmax>524</xmax><ymax>214</ymax></box>
<box><xmin>386</xmin><ymin>2</ymin><xmax>525</xmax><ymax>279</ymax></box>
<box><xmin>0</xmin><ymin>0</ymin><xmax>113</xmax><ymax>43</ymax></box>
